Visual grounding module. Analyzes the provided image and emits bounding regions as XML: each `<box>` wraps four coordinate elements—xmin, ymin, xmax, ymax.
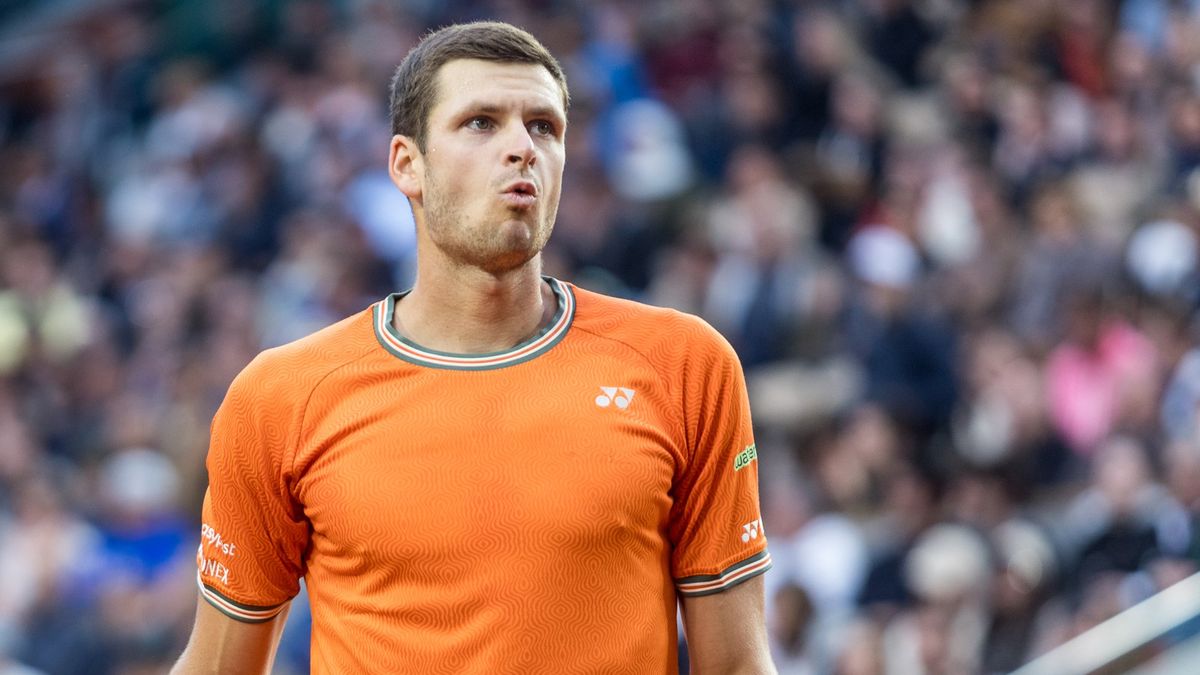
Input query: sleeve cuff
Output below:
<box><xmin>197</xmin><ymin>572</ymin><xmax>289</xmax><ymax>624</ymax></box>
<box><xmin>675</xmin><ymin>549</ymin><xmax>772</xmax><ymax>597</ymax></box>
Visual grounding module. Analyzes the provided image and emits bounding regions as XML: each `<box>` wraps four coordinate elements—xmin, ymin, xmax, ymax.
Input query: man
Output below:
<box><xmin>173</xmin><ymin>21</ymin><xmax>773</xmax><ymax>674</ymax></box>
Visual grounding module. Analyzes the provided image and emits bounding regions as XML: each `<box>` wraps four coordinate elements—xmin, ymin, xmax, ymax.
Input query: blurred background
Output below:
<box><xmin>2</xmin><ymin>0</ymin><xmax>1200</xmax><ymax>673</ymax></box>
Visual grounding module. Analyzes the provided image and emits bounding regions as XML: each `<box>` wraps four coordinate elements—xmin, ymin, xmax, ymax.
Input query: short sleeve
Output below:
<box><xmin>195</xmin><ymin>356</ymin><xmax>309</xmax><ymax>622</ymax></box>
<box><xmin>668</xmin><ymin>320</ymin><xmax>771</xmax><ymax>597</ymax></box>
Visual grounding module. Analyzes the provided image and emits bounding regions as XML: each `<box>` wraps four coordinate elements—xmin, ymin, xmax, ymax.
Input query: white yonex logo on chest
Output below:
<box><xmin>595</xmin><ymin>387</ymin><xmax>635</xmax><ymax>409</ymax></box>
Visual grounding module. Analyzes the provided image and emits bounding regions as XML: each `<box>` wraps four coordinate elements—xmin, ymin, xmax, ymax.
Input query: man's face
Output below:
<box><xmin>412</xmin><ymin>59</ymin><xmax>566</xmax><ymax>274</ymax></box>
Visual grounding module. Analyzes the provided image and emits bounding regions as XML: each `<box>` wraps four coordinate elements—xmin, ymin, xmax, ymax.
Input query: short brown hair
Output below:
<box><xmin>389</xmin><ymin>21</ymin><xmax>570</xmax><ymax>151</ymax></box>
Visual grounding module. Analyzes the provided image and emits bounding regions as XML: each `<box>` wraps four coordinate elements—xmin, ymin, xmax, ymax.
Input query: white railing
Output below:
<box><xmin>1010</xmin><ymin>572</ymin><xmax>1200</xmax><ymax>675</ymax></box>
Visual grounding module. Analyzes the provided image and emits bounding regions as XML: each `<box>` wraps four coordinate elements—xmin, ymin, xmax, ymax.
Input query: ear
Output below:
<box><xmin>389</xmin><ymin>134</ymin><xmax>423</xmax><ymax>201</ymax></box>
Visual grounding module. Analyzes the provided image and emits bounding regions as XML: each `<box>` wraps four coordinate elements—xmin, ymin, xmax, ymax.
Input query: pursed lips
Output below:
<box><xmin>500</xmin><ymin>180</ymin><xmax>538</xmax><ymax>209</ymax></box>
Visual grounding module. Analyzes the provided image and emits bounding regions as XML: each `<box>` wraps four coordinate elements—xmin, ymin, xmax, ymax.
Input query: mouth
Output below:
<box><xmin>500</xmin><ymin>181</ymin><xmax>538</xmax><ymax>209</ymax></box>
<box><xmin>504</xmin><ymin>181</ymin><xmax>538</xmax><ymax>197</ymax></box>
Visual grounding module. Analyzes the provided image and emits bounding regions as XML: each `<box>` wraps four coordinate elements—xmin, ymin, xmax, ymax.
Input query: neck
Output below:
<box><xmin>392</xmin><ymin>257</ymin><xmax>553</xmax><ymax>354</ymax></box>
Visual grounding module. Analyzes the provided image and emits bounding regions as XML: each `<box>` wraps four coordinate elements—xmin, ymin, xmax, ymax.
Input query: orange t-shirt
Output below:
<box><xmin>196</xmin><ymin>278</ymin><xmax>769</xmax><ymax>673</ymax></box>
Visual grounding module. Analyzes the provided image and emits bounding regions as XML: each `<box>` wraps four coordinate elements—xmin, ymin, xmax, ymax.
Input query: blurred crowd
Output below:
<box><xmin>2</xmin><ymin>0</ymin><xmax>1200</xmax><ymax>673</ymax></box>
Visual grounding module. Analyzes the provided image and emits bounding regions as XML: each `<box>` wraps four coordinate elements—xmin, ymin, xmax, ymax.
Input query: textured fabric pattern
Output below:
<box><xmin>197</xmin><ymin>280</ymin><xmax>768</xmax><ymax>673</ymax></box>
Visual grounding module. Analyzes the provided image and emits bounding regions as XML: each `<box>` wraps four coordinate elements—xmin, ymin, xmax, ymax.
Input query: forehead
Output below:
<box><xmin>430</xmin><ymin>59</ymin><xmax>566</xmax><ymax>117</ymax></box>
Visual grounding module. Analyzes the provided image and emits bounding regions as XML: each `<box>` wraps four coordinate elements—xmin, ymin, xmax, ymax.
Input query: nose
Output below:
<box><xmin>504</xmin><ymin>125</ymin><xmax>536</xmax><ymax>168</ymax></box>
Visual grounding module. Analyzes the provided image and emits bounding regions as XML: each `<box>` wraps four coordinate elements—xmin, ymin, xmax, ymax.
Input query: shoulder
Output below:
<box><xmin>567</xmin><ymin>283</ymin><xmax>739</xmax><ymax>368</ymax></box>
<box><xmin>225</xmin><ymin>306</ymin><xmax>378</xmax><ymax>414</ymax></box>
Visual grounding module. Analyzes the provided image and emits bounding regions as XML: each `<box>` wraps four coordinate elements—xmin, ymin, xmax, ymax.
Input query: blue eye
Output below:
<box><xmin>466</xmin><ymin>117</ymin><xmax>493</xmax><ymax>131</ymax></box>
<box><xmin>529</xmin><ymin>120</ymin><xmax>554</xmax><ymax>136</ymax></box>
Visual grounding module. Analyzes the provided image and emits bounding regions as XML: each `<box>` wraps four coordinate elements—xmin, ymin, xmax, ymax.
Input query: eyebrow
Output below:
<box><xmin>458</xmin><ymin>102</ymin><xmax>566</xmax><ymax>124</ymax></box>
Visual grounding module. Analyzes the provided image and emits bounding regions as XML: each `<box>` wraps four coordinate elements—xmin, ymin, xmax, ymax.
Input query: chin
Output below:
<box><xmin>499</xmin><ymin>218</ymin><xmax>553</xmax><ymax>251</ymax></box>
<box><xmin>437</xmin><ymin>215</ymin><xmax>553</xmax><ymax>272</ymax></box>
<box><xmin>475</xmin><ymin>248</ymin><xmax>539</xmax><ymax>275</ymax></box>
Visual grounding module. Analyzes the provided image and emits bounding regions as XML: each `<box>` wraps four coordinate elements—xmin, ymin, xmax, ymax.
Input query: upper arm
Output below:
<box><xmin>171</xmin><ymin>596</ymin><xmax>290</xmax><ymax>675</ymax></box>
<box><xmin>669</xmin><ymin>320</ymin><xmax>774</xmax><ymax>672</ymax></box>
<box><xmin>184</xmin><ymin>356</ymin><xmax>309</xmax><ymax>671</ymax></box>
<box><xmin>680</xmin><ymin>575</ymin><xmax>776</xmax><ymax>675</ymax></box>
<box><xmin>197</xmin><ymin>356</ymin><xmax>308</xmax><ymax>622</ymax></box>
<box><xmin>669</xmin><ymin>317</ymin><xmax>771</xmax><ymax>595</ymax></box>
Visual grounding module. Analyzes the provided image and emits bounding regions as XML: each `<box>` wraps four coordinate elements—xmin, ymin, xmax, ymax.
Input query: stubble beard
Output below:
<box><xmin>423</xmin><ymin>166</ymin><xmax>556</xmax><ymax>275</ymax></box>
